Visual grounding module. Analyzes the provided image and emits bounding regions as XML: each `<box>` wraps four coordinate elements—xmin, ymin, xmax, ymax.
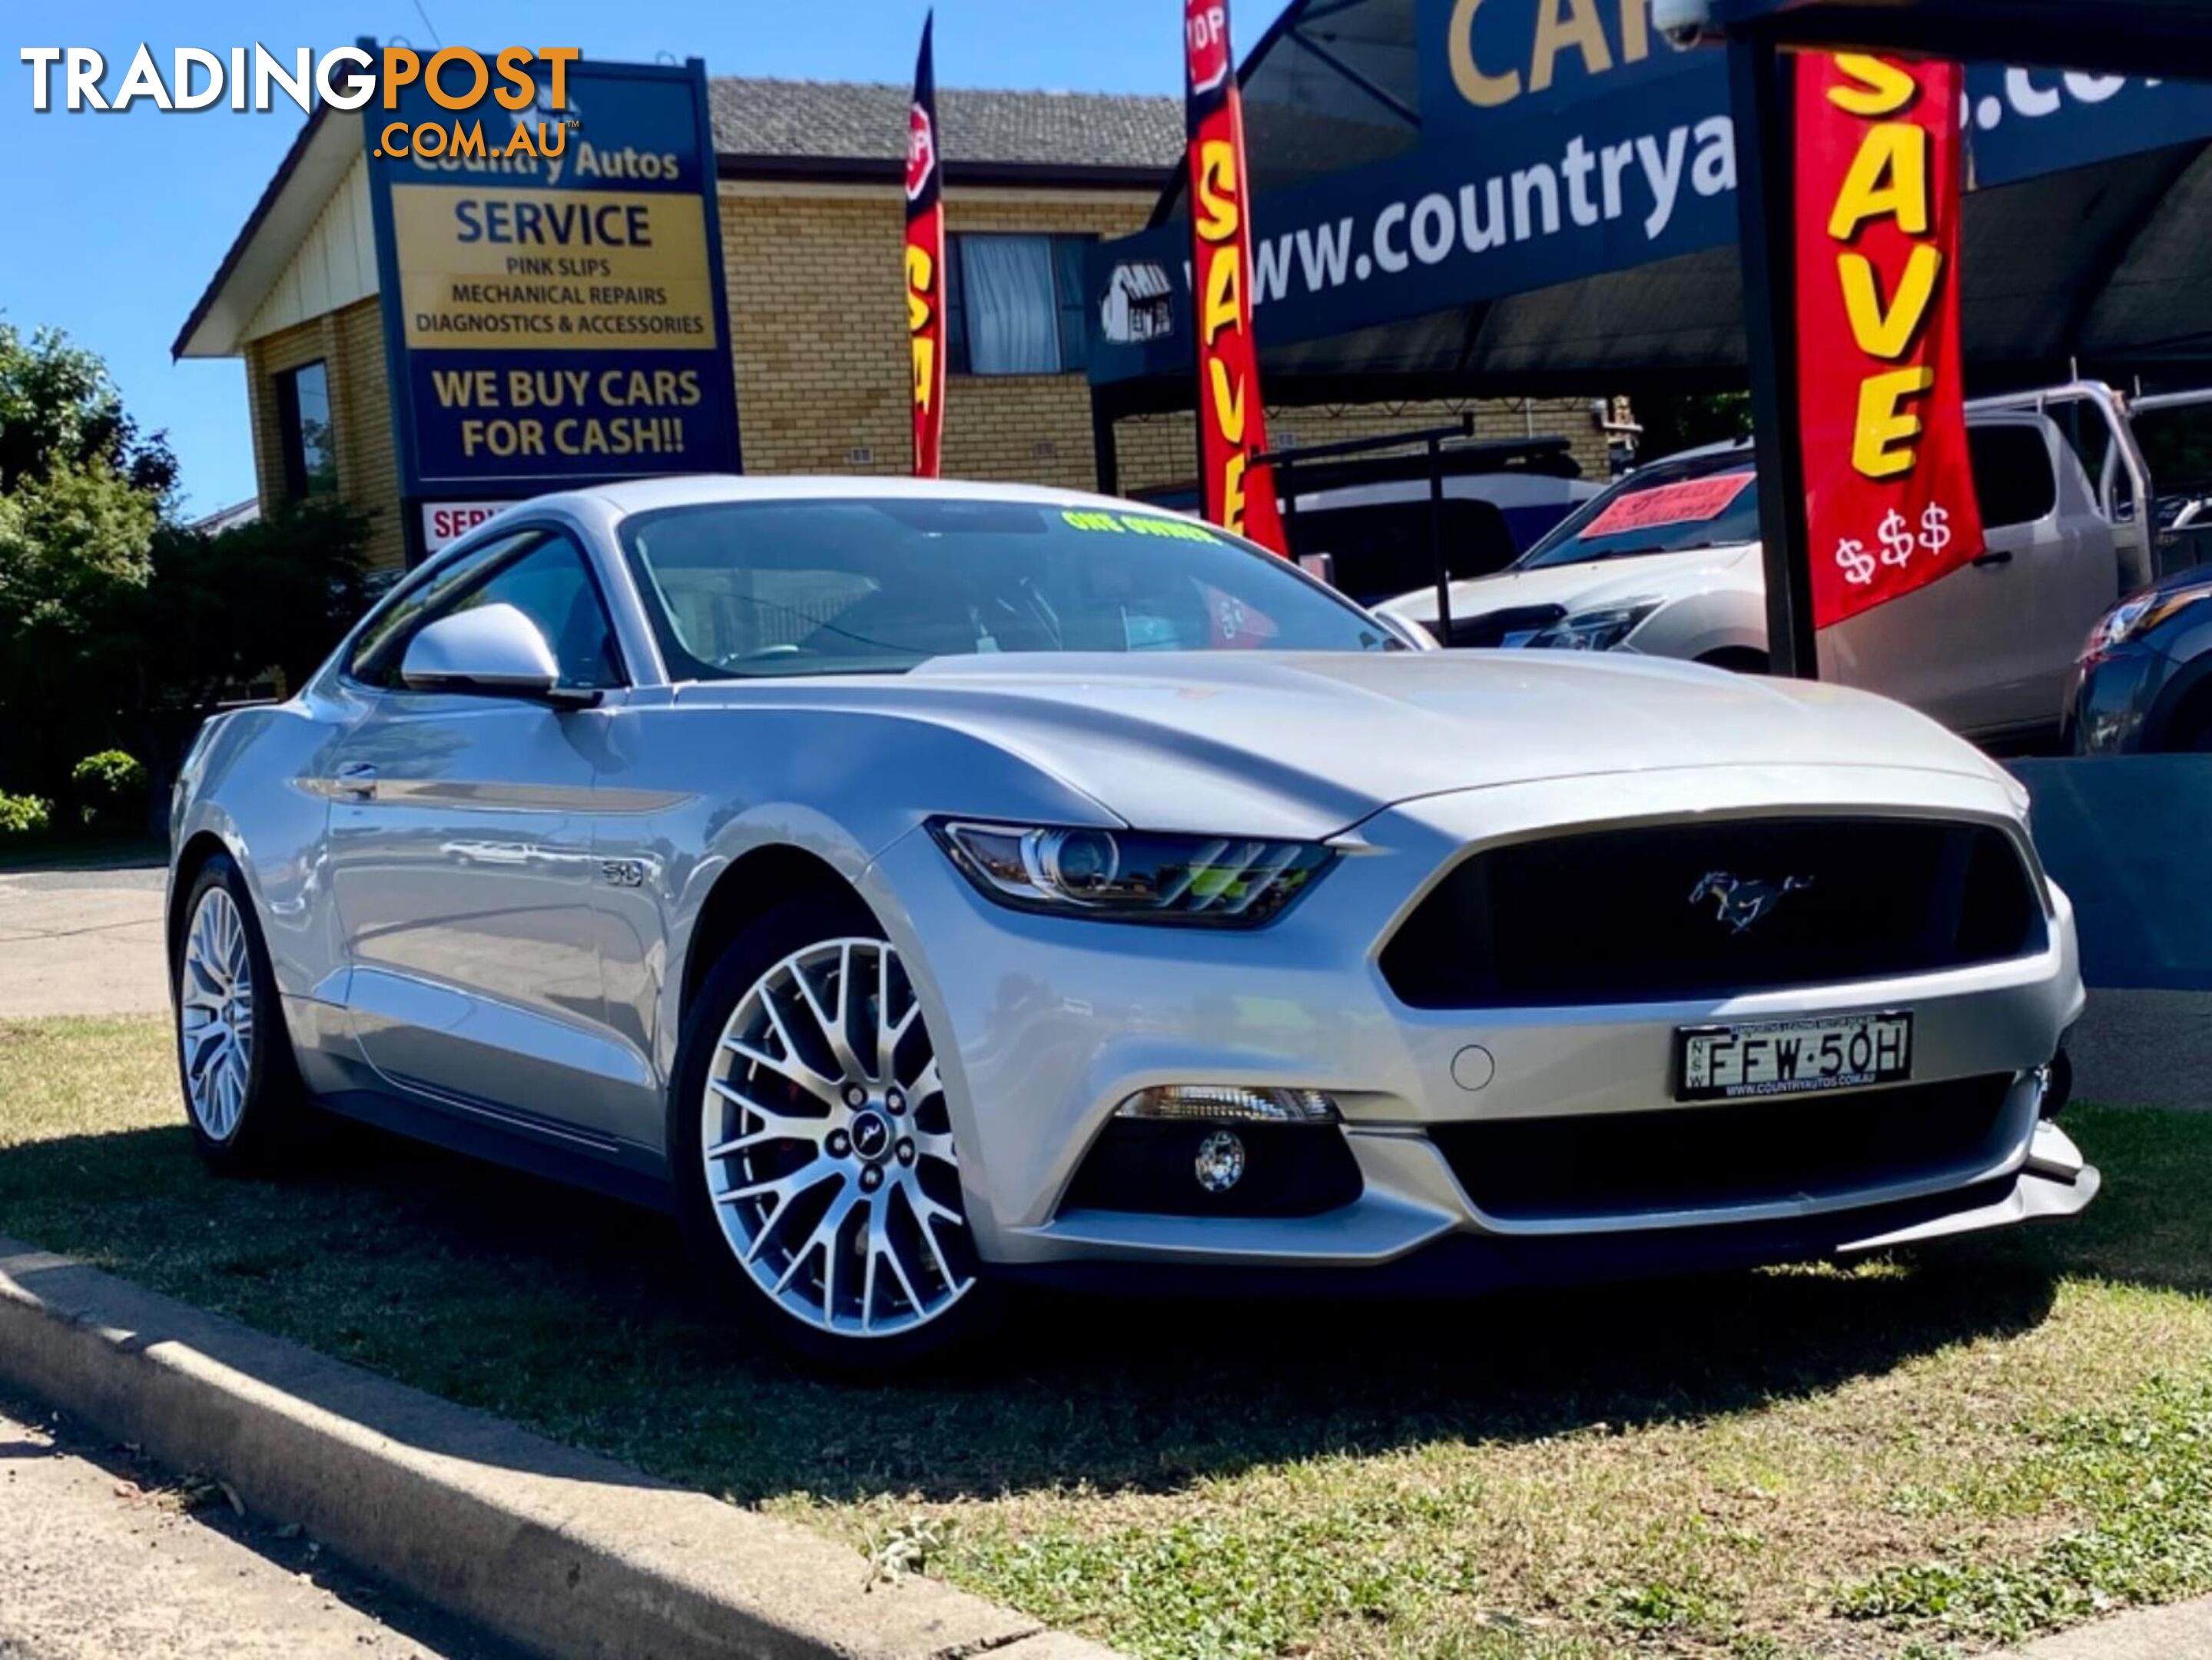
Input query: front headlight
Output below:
<box><xmin>1526</xmin><ymin>599</ymin><xmax>1664</xmax><ymax>652</ymax></box>
<box><xmin>930</xmin><ymin>820</ymin><xmax>1334</xmax><ymax>927</ymax></box>
<box><xmin>2081</xmin><ymin>595</ymin><xmax>2157</xmax><ymax>662</ymax></box>
<box><xmin>2081</xmin><ymin>583</ymin><xmax>2212</xmax><ymax>663</ymax></box>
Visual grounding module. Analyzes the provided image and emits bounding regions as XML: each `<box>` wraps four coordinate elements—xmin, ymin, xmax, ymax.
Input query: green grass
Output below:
<box><xmin>5</xmin><ymin>1014</ymin><xmax>2212</xmax><ymax>1659</ymax></box>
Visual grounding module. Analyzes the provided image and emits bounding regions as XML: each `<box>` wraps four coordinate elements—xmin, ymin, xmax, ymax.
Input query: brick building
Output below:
<box><xmin>176</xmin><ymin>75</ymin><xmax>1612</xmax><ymax>573</ymax></box>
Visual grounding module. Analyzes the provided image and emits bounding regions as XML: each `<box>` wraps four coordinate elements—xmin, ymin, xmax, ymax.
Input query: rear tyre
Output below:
<box><xmin>173</xmin><ymin>854</ymin><xmax>309</xmax><ymax>1174</ymax></box>
<box><xmin>669</xmin><ymin>891</ymin><xmax>995</xmax><ymax>1373</ymax></box>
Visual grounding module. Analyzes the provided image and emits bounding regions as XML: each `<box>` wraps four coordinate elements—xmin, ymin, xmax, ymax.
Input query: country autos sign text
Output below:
<box><xmin>1089</xmin><ymin>0</ymin><xmax>2212</xmax><ymax>383</ymax></box>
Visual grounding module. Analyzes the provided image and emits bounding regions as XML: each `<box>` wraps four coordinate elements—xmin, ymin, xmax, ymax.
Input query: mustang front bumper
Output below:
<box><xmin>858</xmin><ymin>763</ymin><xmax>2093</xmax><ymax>1280</ymax></box>
<box><xmin>983</xmin><ymin>1145</ymin><xmax>2098</xmax><ymax>1297</ymax></box>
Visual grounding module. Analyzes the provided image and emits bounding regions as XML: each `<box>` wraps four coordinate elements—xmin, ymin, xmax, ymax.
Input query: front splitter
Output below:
<box><xmin>983</xmin><ymin>1164</ymin><xmax>2097</xmax><ymax>1299</ymax></box>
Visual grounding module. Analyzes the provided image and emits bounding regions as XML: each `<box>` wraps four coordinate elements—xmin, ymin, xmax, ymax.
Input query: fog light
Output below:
<box><xmin>1194</xmin><ymin>1130</ymin><xmax>1247</xmax><ymax>1194</ymax></box>
<box><xmin>1114</xmin><ymin>1085</ymin><xmax>1340</xmax><ymax>1124</ymax></box>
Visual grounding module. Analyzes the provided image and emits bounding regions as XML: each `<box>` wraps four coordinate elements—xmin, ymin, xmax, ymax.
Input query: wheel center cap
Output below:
<box><xmin>848</xmin><ymin>1108</ymin><xmax>894</xmax><ymax>1164</ymax></box>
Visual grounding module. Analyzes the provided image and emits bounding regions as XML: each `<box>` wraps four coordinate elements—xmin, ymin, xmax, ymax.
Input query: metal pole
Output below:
<box><xmin>1428</xmin><ymin>433</ymin><xmax>1453</xmax><ymax>644</ymax></box>
<box><xmin>1729</xmin><ymin>32</ymin><xmax>1819</xmax><ymax>679</ymax></box>
<box><xmin>1089</xmin><ymin>389</ymin><xmax>1121</xmax><ymax>496</ymax></box>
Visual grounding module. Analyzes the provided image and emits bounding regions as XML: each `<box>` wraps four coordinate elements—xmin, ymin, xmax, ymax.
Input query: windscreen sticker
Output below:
<box><xmin>1577</xmin><ymin>473</ymin><xmax>1753</xmax><ymax>540</ymax></box>
<box><xmin>1063</xmin><ymin>509</ymin><xmax>1223</xmax><ymax>543</ymax></box>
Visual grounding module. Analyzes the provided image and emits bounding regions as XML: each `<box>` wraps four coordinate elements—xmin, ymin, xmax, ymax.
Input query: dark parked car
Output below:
<box><xmin>2068</xmin><ymin>562</ymin><xmax>2212</xmax><ymax>752</ymax></box>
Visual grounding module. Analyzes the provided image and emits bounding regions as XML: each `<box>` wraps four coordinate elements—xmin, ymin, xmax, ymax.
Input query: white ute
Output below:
<box><xmin>1380</xmin><ymin>381</ymin><xmax>2161</xmax><ymax>745</ymax></box>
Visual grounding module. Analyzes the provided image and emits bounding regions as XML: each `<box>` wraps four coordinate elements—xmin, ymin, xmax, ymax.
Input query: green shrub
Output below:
<box><xmin>0</xmin><ymin>791</ymin><xmax>52</xmax><ymax>835</ymax></box>
<box><xmin>70</xmin><ymin>749</ymin><xmax>148</xmax><ymax>828</ymax></box>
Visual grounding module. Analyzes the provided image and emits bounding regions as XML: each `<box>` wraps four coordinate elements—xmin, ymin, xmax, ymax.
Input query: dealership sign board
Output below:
<box><xmin>1796</xmin><ymin>54</ymin><xmax>1984</xmax><ymax>629</ymax></box>
<box><xmin>1089</xmin><ymin>0</ymin><xmax>2212</xmax><ymax>384</ymax></box>
<box><xmin>364</xmin><ymin>55</ymin><xmax>741</xmax><ymax>536</ymax></box>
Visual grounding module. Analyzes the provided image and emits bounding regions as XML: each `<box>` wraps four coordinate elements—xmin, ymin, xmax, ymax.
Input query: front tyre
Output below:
<box><xmin>174</xmin><ymin>854</ymin><xmax>307</xmax><ymax>1173</ymax></box>
<box><xmin>671</xmin><ymin>895</ymin><xmax>992</xmax><ymax>1371</ymax></box>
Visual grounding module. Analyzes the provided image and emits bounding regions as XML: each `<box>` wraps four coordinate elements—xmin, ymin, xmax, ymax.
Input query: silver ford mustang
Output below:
<box><xmin>168</xmin><ymin>476</ymin><xmax>2098</xmax><ymax>1366</ymax></box>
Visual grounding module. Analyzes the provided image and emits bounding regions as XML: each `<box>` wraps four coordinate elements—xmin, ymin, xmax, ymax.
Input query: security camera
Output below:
<box><xmin>1652</xmin><ymin>0</ymin><xmax>1717</xmax><ymax>47</ymax></box>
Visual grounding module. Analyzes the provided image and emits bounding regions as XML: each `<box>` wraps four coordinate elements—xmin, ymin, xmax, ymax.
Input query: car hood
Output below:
<box><xmin>1379</xmin><ymin>543</ymin><xmax>1760</xmax><ymax>627</ymax></box>
<box><xmin>2140</xmin><ymin>560</ymin><xmax>2212</xmax><ymax>602</ymax></box>
<box><xmin>675</xmin><ymin>650</ymin><xmax>2008</xmax><ymax>842</ymax></box>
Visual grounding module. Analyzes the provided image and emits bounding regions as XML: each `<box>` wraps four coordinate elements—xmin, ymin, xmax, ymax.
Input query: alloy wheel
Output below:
<box><xmin>181</xmin><ymin>885</ymin><xmax>256</xmax><ymax>1143</ymax></box>
<box><xmin>702</xmin><ymin>937</ymin><xmax>974</xmax><ymax>1338</ymax></box>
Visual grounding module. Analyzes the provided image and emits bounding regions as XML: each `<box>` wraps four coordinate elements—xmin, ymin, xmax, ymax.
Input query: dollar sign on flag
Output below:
<box><xmin>1836</xmin><ymin>538</ymin><xmax>1875</xmax><ymax>586</ymax></box>
<box><xmin>1920</xmin><ymin>503</ymin><xmax>1952</xmax><ymax>556</ymax></box>
<box><xmin>1878</xmin><ymin>509</ymin><xmax>1915</xmax><ymax>568</ymax></box>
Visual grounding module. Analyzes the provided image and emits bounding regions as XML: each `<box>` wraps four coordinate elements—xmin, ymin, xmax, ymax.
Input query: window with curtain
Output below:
<box><xmin>946</xmin><ymin>234</ymin><xmax>1096</xmax><ymax>377</ymax></box>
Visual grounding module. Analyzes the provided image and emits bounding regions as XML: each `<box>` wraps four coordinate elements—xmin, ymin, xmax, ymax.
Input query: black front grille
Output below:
<box><xmin>1381</xmin><ymin>817</ymin><xmax>2046</xmax><ymax>1009</ymax></box>
<box><xmin>1429</xmin><ymin>1074</ymin><xmax>2016</xmax><ymax>1221</ymax></box>
<box><xmin>1445</xmin><ymin>606</ymin><xmax>1564</xmax><ymax>649</ymax></box>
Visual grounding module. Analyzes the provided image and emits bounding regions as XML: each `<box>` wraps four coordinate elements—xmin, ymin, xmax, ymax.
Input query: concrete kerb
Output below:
<box><xmin>0</xmin><ymin>1237</ymin><xmax>1122</xmax><ymax>1660</ymax></box>
<box><xmin>2004</xmin><ymin>1594</ymin><xmax>2212</xmax><ymax>1658</ymax></box>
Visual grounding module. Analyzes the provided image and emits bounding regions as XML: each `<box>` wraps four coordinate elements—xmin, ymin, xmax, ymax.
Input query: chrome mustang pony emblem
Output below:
<box><xmin>1690</xmin><ymin>871</ymin><xmax>1814</xmax><ymax>934</ymax></box>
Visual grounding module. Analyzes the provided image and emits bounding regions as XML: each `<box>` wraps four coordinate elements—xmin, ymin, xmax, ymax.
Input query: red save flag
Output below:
<box><xmin>1796</xmin><ymin>51</ymin><xmax>1985</xmax><ymax>629</ymax></box>
<box><xmin>905</xmin><ymin>12</ymin><xmax>946</xmax><ymax>479</ymax></box>
<box><xmin>1183</xmin><ymin>0</ymin><xmax>1287</xmax><ymax>554</ymax></box>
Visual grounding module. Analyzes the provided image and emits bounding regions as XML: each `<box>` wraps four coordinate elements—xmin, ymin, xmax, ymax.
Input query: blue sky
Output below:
<box><xmin>2</xmin><ymin>2</ymin><xmax>1273</xmax><ymax>517</ymax></box>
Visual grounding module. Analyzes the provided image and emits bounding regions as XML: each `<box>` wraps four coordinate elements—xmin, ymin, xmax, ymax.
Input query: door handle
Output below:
<box><xmin>1972</xmin><ymin>549</ymin><xmax>2014</xmax><ymax>569</ymax></box>
<box><xmin>334</xmin><ymin>762</ymin><xmax>378</xmax><ymax>800</ymax></box>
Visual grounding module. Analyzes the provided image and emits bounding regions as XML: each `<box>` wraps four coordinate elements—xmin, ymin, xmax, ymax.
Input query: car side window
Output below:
<box><xmin>346</xmin><ymin>533</ymin><xmax>537</xmax><ymax>686</ymax></box>
<box><xmin>443</xmin><ymin>536</ymin><xmax>623</xmax><ymax>690</ymax></box>
<box><xmin>351</xmin><ymin>532</ymin><xmax>623</xmax><ymax>692</ymax></box>
<box><xmin>1970</xmin><ymin>427</ymin><xmax>2059</xmax><ymax>530</ymax></box>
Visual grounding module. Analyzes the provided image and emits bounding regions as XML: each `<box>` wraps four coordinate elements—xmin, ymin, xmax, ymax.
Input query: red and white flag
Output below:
<box><xmin>1795</xmin><ymin>51</ymin><xmax>1985</xmax><ymax>628</ymax></box>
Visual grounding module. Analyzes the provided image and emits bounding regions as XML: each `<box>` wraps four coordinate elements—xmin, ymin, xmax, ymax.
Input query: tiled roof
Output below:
<box><xmin>708</xmin><ymin>77</ymin><xmax>1182</xmax><ymax>175</ymax></box>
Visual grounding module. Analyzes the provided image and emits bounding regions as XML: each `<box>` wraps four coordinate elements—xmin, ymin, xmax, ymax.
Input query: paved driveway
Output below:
<box><xmin>0</xmin><ymin>1397</ymin><xmax>500</xmax><ymax>1658</ymax></box>
<box><xmin>0</xmin><ymin>864</ymin><xmax>168</xmax><ymax>1018</ymax></box>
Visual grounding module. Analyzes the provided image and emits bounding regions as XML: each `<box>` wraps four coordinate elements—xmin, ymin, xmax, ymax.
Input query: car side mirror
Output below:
<box><xmin>400</xmin><ymin>604</ymin><xmax>595</xmax><ymax>706</ymax></box>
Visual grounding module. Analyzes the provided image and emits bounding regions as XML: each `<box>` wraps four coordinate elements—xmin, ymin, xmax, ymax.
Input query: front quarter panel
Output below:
<box><xmin>169</xmin><ymin>692</ymin><xmax>353</xmax><ymax>1008</ymax></box>
<box><xmin>2145</xmin><ymin>605</ymin><xmax>2212</xmax><ymax>749</ymax></box>
<box><xmin>588</xmin><ymin>699</ymin><xmax>1126</xmax><ymax>1128</ymax></box>
<box><xmin>1628</xmin><ymin>578</ymin><xmax>1768</xmax><ymax>665</ymax></box>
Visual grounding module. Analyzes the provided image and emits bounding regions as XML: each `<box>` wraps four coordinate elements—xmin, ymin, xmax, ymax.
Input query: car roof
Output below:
<box><xmin>1663</xmin><ymin>437</ymin><xmax>1756</xmax><ymax>463</ymax></box>
<box><xmin>1640</xmin><ymin>400</ymin><xmax>2046</xmax><ymax>476</ymax></box>
<box><xmin>418</xmin><ymin>475</ymin><xmax>1220</xmax><ymax>596</ymax></box>
<box><xmin>542</xmin><ymin>473</ymin><xmax>1155</xmax><ymax>520</ymax></box>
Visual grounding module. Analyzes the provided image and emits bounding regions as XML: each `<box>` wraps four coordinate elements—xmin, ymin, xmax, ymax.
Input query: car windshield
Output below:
<box><xmin>1515</xmin><ymin>452</ymin><xmax>1761</xmax><ymax>570</ymax></box>
<box><xmin>618</xmin><ymin>497</ymin><xmax>1401</xmax><ymax>679</ymax></box>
